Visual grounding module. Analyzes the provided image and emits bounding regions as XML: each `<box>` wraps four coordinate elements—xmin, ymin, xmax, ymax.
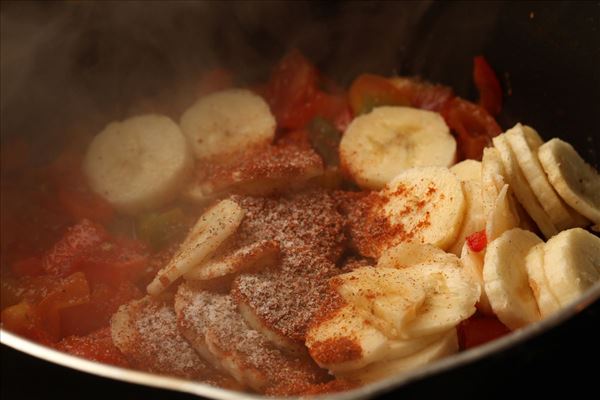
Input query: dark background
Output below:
<box><xmin>1</xmin><ymin>1</ymin><xmax>599</xmax><ymax>399</ymax></box>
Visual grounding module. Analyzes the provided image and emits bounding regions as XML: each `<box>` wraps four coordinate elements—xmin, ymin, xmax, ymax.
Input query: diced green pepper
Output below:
<box><xmin>136</xmin><ymin>208</ymin><xmax>187</xmax><ymax>249</ymax></box>
<box><xmin>308</xmin><ymin>116</ymin><xmax>342</xmax><ymax>167</ymax></box>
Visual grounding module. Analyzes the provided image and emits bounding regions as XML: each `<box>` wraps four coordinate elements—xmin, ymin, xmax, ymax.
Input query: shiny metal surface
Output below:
<box><xmin>2</xmin><ymin>282</ymin><xmax>599</xmax><ymax>399</ymax></box>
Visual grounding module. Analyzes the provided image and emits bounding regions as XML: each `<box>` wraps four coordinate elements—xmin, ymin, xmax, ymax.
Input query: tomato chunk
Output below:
<box><xmin>55</xmin><ymin>327</ymin><xmax>129</xmax><ymax>367</ymax></box>
<box><xmin>459</xmin><ymin>314</ymin><xmax>511</xmax><ymax>349</ymax></box>
<box><xmin>57</xmin><ymin>186</ymin><xmax>114</xmax><ymax>224</ymax></box>
<box><xmin>197</xmin><ymin>68</ymin><xmax>233</xmax><ymax>97</ymax></box>
<box><xmin>473</xmin><ymin>56</ymin><xmax>503</xmax><ymax>116</ymax></box>
<box><xmin>442</xmin><ymin>97</ymin><xmax>502</xmax><ymax>160</ymax></box>
<box><xmin>36</xmin><ymin>272</ymin><xmax>91</xmax><ymax>340</ymax></box>
<box><xmin>265</xmin><ymin>49</ymin><xmax>319</xmax><ymax>130</ymax></box>
<box><xmin>349</xmin><ymin>74</ymin><xmax>411</xmax><ymax>115</ymax></box>
<box><xmin>1</xmin><ymin>302</ymin><xmax>51</xmax><ymax>345</ymax></box>
<box><xmin>466</xmin><ymin>230</ymin><xmax>487</xmax><ymax>252</ymax></box>
<box><xmin>11</xmin><ymin>256</ymin><xmax>44</xmax><ymax>278</ymax></box>
<box><xmin>43</xmin><ymin>219</ymin><xmax>109</xmax><ymax>277</ymax></box>
<box><xmin>60</xmin><ymin>280</ymin><xmax>142</xmax><ymax>337</ymax></box>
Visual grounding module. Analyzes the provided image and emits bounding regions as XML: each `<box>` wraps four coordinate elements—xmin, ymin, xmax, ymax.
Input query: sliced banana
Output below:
<box><xmin>332</xmin><ymin>267</ymin><xmax>427</xmax><ymax>338</ymax></box>
<box><xmin>538</xmin><ymin>138</ymin><xmax>600</xmax><ymax>224</ymax></box>
<box><xmin>180</xmin><ymin>89</ymin><xmax>276</xmax><ymax>160</ymax></box>
<box><xmin>306</xmin><ymin>303</ymin><xmax>390</xmax><ymax>373</ymax></box>
<box><xmin>492</xmin><ymin>133</ymin><xmax>558</xmax><ymax>238</ymax></box>
<box><xmin>542</xmin><ymin>228</ymin><xmax>600</xmax><ymax>307</ymax></box>
<box><xmin>460</xmin><ymin>243</ymin><xmax>493</xmax><ymax>315</ymax></box>
<box><xmin>506</xmin><ymin>124</ymin><xmax>586</xmax><ymax>230</ymax></box>
<box><xmin>450</xmin><ymin>159</ymin><xmax>482</xmax><ymax>182</ymax></box>
<box><xmin>339</xmin><ymin>106</ymin><xmax>456</xmax><ymax>189</ymax></box>
<box><xmin>146</xmin><ymin>199</ymin><xmax>244</xmax><ymax>295</ymax></box>
<box><xmin>448</xmin><ymin>181</ymin><xmax>485</xmax><ymax>256</ymax></box>
<box><xmin>83</xmin><ymin>114</ymin><xmax>193</xmax><ymax>214</ymax></box>
<box><xmin>337</xmin><ymin>329</ymin><xmax>458</xmax><ymax>383</ymax></box>
<box><xmin>306</xmin><ymin>303</ymin><xmax>448</xmax><ymax>375</ymax></box>
<box><xmin>483</xmin><ymin>228</ymin><xmax>542</xmax><ymax>329</ymax></box>
<box><xmin>524</xmin><ymin>243</ymin><xmax>561</xmax><ymax>318</ymax></box>
<box><xmin>398</xmin><ymin>262</ymin><xmax>479</xmax><ymax>338</ymax></box>
<box><xmin>183</xmin><ymin>240</ymin><xmax>280</xmax><ymax>286</ymax></box>
<box><xmin>485</xmin><ymin>184</ymin><xmax>520</xmax><ymax>242</ymax></box>
<box><xmin>481</xmin><ymin>147</ymin><xmax>507</xmax><ymax>220</ymax></box>
<box><xmin>378</xmin><ymin>242</ymin><xmax>459</xmax><ymax>269</ymax></box>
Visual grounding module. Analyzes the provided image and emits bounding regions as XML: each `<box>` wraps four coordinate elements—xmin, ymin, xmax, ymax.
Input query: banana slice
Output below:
<box><xmin>448</xmin><ymin>181</ymin><xmax>485</xmax><ymax>256</ymax></box>
<box><xmin>524</xmin><ymin>243</ymin><xmax>561</xmax><ymax>318</ymax></box>
<box><xmin>378</xmin><ymin>242</ymin><xmax>458</xmax><ymax>269</ymax></box>
<box><xmin>146</xmin><ymin>199</ymin><xmax>244</xmax><ymax>295</ymax></box>
<box><xmin>183</xmin><ymin>240</ymin><xmax>280</xmax><ymax>289</ymax></box>
<box><xmin>481</xmin><ymin>147</ymin><xmax>506</xmax><ymax>220</ymax></box>
<box><xmin>306</xmin><ymin>302</ymin><xmax>448</xmax><ymax>374</ymax></box>
<box><xmin>450</xmin><ymin>159</ymin><xmax>482</xmax><ymax>182</ymax></box>
<box><xmin>538</xmin><ymin>138</ymin><xmax>600</xmax><ymax>224</ymax></box>
<box><xmin>460</xmin><ymin>243</ymin><xmax>493</xmax><ymax>315</ymax></box>
<box><xmin>492</xmin><ymin>133</ymin><xmax>558</xmax><ymax>238</ymax></box>
<box><xmin>339</xmin><ymin>106</ymin><xmax>456</xmax><ymax>189</ymax></box>
<box><xmin>306</xmin><ymin>303</ymin><xmax>390</xmax><ymax>373</ymax></box>
<box><xmin>485</xmin><ymin>184</ymin><xmax>520</xmax><ymax>242</ymax></box>
<box><xmin>337</xmin><ymin>329</ymin><xmax>458</xmax><ymax>383</ymax></box>
<box><xmin>332</xmin><ymin>267</ymin><xmax>427</xmax><ymax>338</ymax></box>
<box><xmin>542</xmin><ymin>228</ymin><xmax>600</xmax><ymax>307</ymax></box>
<box><xmin>180</xmin><ymin>89</ymin><xmax>276</xmax><ymax>160</ymax></box>
<box><xmin>483</xmin><ymin>228</ymin><xmax>542</xmax><ymax>329</ymax></box>
<box><xmin>361</xmin><ymin>167</ymin><xmax>466</xmax><ymax>256</ymax></box>
<box><xmin>506</xmin><ymin>124</ymin><xmax>587</xmax><ymax>230</ymax></box>
<box><xmin>83</xmin><ymin>114</ymin><xmax>193</xmax><ymax>214</ymax></box>
<box><xmin>398</xmin><ymin>262</ymin><xmax>479</xmax><ymax>338</ymax></box>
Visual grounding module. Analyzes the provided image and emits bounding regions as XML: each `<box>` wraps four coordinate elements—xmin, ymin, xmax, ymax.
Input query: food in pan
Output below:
<box><xmin>1</xmin><ymin>50</ymin><xmax>599</xmax><ymax>395</ymax></box>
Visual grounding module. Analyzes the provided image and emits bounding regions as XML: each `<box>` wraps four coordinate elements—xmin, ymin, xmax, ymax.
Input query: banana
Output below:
<box><xmin>374</xmin><ymin>166</ymin><xmax>466</xmax><ymax>254</ymax></box>
<box><xmin>83</xmin><ymin>114</ymin><xmax>193</xmax><ymax>214</ymax></box>
<box><xmin>146</xmin><ymin>199</ymin><xmax>244</xmax><ymax>295</ymax></box>
<box><xmin>337</xmin><ymin>329</ymin><xmax>458</xmax><ymax>383</ymax></box>
<box><xmin>485</xmin><ymin>184</ymin><xmax>520</xmax><ymax>242</ymax></box>
<box><xmin>483</xmin><ymin>228</ymin><xmax>542</xmax><ymax>329</ymax></box>
<box><xmin>182</xmin><ymin>143</ymin><xmax>324</xmax><ymax>205</ymax></box>
<box><xmin>378</xmin><ymin>242</ymin><xmax>458</xmax><ymax>269</ymax></box>
<box><xmin>339</xmin><ymin>106</ymin><xmax>456</xmax><ymax>189</ymax></box>
<box><xmin>307</xmin><ymin>243</ymin><xmax>477</xmax><ymax>376</ymax></box>
<box><xmin>448</xmin><ymin>181</ymin><xmax>485</xmax><ymax>256</ymax></box>
<box><xmin>180</xmin><ymin>89</ymin><xmax>276</xmax><ymax>160</ymax></box>
<box><xmin>450</xmin><ymin>159</ymin><xmax>482</xmax><ymax>182</ymax></box>
<box><xmin>542</xmin><ymin>228</ymin><xmax>600</xmax><ymax>307</ymax></box>
<box><xmin>505</xmin><ymin>124</ymin><xmax>588</xmax><ymax>230</ymax></box>
<box><xmin>306</xmin><ymin>302</ymin><xmax>449</xmax><ymax>374</ymax></box>
<box><xmin>492</xmin><ymin>133</ymin><xmax>558</xmax><ymax>238</ymax></box>
<box><xmin>538</xmin><ymin>138</ymin><xmax>600</xmax><ymax>224</ymax></box>
<box><xmin>460</xmin><ymin>243</ymin><xmax>493</xmax><ymax>315</ymax></box>
<box><xmin>183</xmin><ymin>240</ymin><xmax>280</xmax><ymax>288</ymax></box>
<box><xmin>481</xmin><ymin>147</ymin><xmax>507</xmax><ymax>220</ymax></box>
<box><xmin>332</xmin><ymin>267</ymin><xmax>428</xmax><ymax>338</ymax></box>
<box><xmin>524</xmin><ymin>243</ymin><xmax>561</xmax><ymax>318</ymax></box>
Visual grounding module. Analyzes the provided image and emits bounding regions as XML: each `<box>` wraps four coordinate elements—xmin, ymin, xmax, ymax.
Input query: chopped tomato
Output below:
<box><xmin>11</xmin><ymin>256</ymin><xmax>44</xmax><ymax>278</ymax></box>
<box><xmin>1</xmin><ymin>301</ymin><xmax>52</xmax><ymax>345</ymax></box>
<box><xmin>60</xmin><ymin>280</ymin><xmax>142</xmax><ymax>337</ymax></box>
<box><xmin>459</xmin><ymin>314</ymin><xmax>511</xmax><ymax>349</ymax></box>
<box><xmin>77</xmin><ymin>237</ymin><xmax>148</xmax><ymax>287</ymax></box>
<box><xmin>349</xmin><ymin>74</ymin><xmax>411</xmax><ymax>115</ymax></box>
<box><xmin>42</xmin><ymin>219</ymin><xmax>109</xmax><ymax>277</ymax></box>
<box><xmin>57</xmin><ymin>186</ymin><xmax>114</xmax><ymax>224</ymax></box>
<box><xmin>55</xmin><ymin>327</ymin><xmax>129</xmax><ymax>367</ymax></box>
<box><xmin>265</xmin><ymin>49</ymin><xmax>319</xmax><ymax>130</ymax></box>
<box><xmin>466</xmin><ymin>230</ymin><xmax>487</xmax><ymax>252</ymax></box>
<box><xmin>473</xmin><ymin>56</ymin><xmax>503</xmax><ymax>116</ymax></box>
<box><xmin>350</xmin><ymin>75</ymin><xmax>455</xmax><ymax>115</ymax></box>
<box><xmin>197</xmin><ymin>68</ymin><xmax>233</xmax><ymax>97</ymax></box>
<box><xmin>442</xmin><ymin>97</ymin><xmax>502</xmax><ymax>160</ymax></box>
<box><xmin>36</xmin><ymin>272</ymin><xmax>91</xmax><ymax>340</ymax></box>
